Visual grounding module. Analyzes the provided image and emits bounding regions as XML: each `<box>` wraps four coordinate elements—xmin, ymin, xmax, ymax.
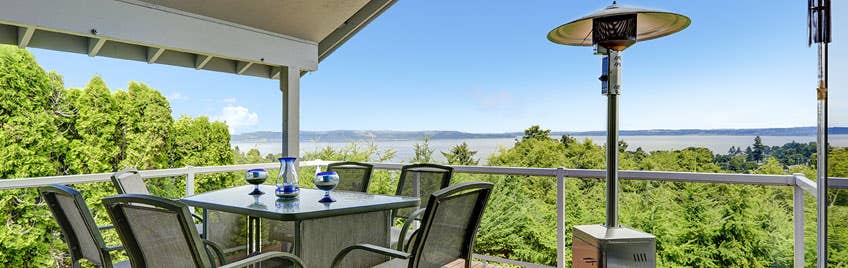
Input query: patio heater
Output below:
<box><xmin>548</xmin><ymin>2</ymin><xmax>689</xmax><ymax>267</ymax></box>
<box><xmin>808</xmin><ymin>0</ymin><xmax>831</xmax><ymax>267</ymax></box>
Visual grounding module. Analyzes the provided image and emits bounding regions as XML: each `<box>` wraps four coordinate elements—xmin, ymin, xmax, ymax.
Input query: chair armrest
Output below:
<box><xmin>397</xmin><ymin>208</ymin><xmax>426</xmax><ymax>251</ymax></box>
<box><xmin>221</xmin><ymin>252</ymin><xmax>305</xmax><ymax>268</ymax></box>
<box><xmin>402</xmin><ymin>228</ymin><xmax>420</xmax><ymax>252</ymax></box>
<box><xmin>191</xmin><ymin>213</ymin><xmax>204</xmax><ymax>223</ymax></box>
<box><xmin>104</xmin><ymin>245</ymin><xmax>123</xmax><ymax>252</ymax></box>
<box><xmin>97</xmin><ymin>225</ymin><xmax>114</xmax><ymax>231</ymax></box>
<box><xmin>202</xmin><ymin>239</ymin><xmax>226</xmax><ymax>266</ymax></box>
<box><xmin>332</xmin><ymin>244</ymin><xmax>410</xmax><ymax>268</ymax></box>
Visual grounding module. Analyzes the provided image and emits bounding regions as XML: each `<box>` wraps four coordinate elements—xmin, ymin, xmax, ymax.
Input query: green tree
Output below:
<box><xmin>411</xmin><ymin>136</ymin><xmax>434</xmax><ymax>163</ymax></box>
<box><xmin>753</xmin><ymin>157</ymin><xmax>785</xmax><ymax>175</ymax></box>
<box><xmin>0</xmin><ymin>45</ymin><xmax>68</xmax><ymax>267</ymax></box>
<box><xmin>441</xmin><ymin>142</ymin><xmax>479</xmax><ymax>165</ymax></box>
<box><xmin>752</xmin><ymin>136</ymin><xmax>765</xmax><ymax>162</ymax></box>
<box><xmin>170</xmin><ymin>116</ymin><xmax>236</xmax><ymax>193</ymax></box>
<box><xmin>521</xmin><ymin>125</ymin><xmax>551</xmax><ymax>142</ymax></box>
<box><xmin>65</xmin><ymin>77</ymin><xmax>120</xmax><ymax>174</ymax></box>
<box><xmin>116</xmin><ymin>82</ymin><xmax>173</xmax><ymax>170</ymax></box>
<box><xmin>560</xmin><ymin>134</ymin><xmax>577</xmax><ymax>148</ymax></box>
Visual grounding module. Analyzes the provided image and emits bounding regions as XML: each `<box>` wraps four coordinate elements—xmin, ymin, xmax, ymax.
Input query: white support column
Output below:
<box><xmin>793</xmin><ymin>182</ymin><xmax>805</xmax><ymax>268</ymax></box>
<box><xmin>280</xmin><ymin>66</ymin><xmax>300</xmax><ymax>159</ymax></box>
<box><xmin>556</xmin><ymin>167</ymin><xmax>566</xmax><ymax>268</ymax></box>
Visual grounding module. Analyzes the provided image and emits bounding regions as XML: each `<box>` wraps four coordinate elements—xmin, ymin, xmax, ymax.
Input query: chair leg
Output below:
<box><xmin>281</xmin><ymin>241</ymin><xmax>293</xmax><ymax>253</ymax></box>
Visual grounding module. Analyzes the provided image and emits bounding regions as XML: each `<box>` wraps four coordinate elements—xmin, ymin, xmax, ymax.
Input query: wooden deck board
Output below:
<box><xmin>444</xmin><ymin>259</ymin><xmax>504</xmax><ymax>268</ymax></box>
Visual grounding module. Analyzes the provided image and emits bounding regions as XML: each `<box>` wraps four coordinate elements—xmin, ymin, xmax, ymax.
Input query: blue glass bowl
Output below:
<box><xmin>314</xmin><ymin>171</ymin><xmax>339</xmax><ymax>203</ymax></box>
<box><xmin>245</xmin><ymin>169</ymin><xmax>269</xmax><ymax>195</ymax></box>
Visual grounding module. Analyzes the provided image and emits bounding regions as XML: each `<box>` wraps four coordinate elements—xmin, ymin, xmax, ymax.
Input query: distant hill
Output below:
<box><xmin>557</xmin><ymin>127</ymin><xmax>848</xmax><ymax>137</ymax></box>
<box><xmin>231</xmin><ymin>127</ymin><xmax>848</xmax><ymax>143</ymax></box>
<box><xmin>232</xmin><ymin>130</ymin><xmax>519</xmax><ymax>143</ymax></box>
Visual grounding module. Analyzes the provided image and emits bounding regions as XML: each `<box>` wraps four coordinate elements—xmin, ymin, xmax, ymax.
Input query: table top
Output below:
<box><xmin>181</xmin><ymin>185</ymin><xmax>418</xmax><ymax>221</ymax></box>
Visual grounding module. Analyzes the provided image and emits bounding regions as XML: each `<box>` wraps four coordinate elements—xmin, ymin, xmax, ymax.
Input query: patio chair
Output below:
<box><xmin>326</xmin><ymin>161</ymin><xmax>374</xmax><ymax>192</ymax></box>
<box><xmin>110</xmin><ymin>167</ymin><xmax>205</xmax><ymax>235</ymax></box>
<box><xmin>38</xmin><ymin>185</ymin><xmax>129</xmax><ymax>268</ymax></box>
<box><xmin>102</xmin><ymin>193</ymin><xmax>305</xmax><ymax>268</ymax></box>
<box><xmin>332</xmin><ymin>182</ymin><xmax>494</xmax><ymax>268</ymax></box>
<box><xmin>391</xmin><ymin>163</ymin><xmax>453</xmax><ymax>250</ymax></box>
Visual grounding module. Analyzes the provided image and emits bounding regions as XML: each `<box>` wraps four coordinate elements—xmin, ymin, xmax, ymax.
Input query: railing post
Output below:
<box><xmin>556</xmin><ymin>167</ymin><xmax>566</xmax><ymax>268</ymax></box>
<box><xmin>314</xmin><ymin>160</ymin><xmax>323</xmax><ymax>175</ymax></box>
<box><xmin>793</xmin><ymin>174</ymin><xmax>806</xmax><ymax>268</ymax></box>
<box><xmin>185</xmin><ymin>166</ymin><xmax>195</xmax><ymax>197</ymax></box>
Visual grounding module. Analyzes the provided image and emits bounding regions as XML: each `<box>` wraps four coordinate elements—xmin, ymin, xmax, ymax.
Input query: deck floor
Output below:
<box><xmin>444</xmin><ymin>259</ymin><xmax>503</xmax><ymax>268</ymax></box>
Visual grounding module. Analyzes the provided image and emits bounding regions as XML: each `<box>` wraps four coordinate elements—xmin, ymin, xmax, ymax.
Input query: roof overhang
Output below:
<box><xmin>0</xmin><ymin>0</ymin><xmax>395</xmax><ymax>79</ymax></box>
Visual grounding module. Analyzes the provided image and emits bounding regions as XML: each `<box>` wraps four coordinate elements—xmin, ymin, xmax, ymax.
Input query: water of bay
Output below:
<box><xmin>232</xmin><ymin>135</ymin><xmax>848</xmax><ymax>164</ymax></box>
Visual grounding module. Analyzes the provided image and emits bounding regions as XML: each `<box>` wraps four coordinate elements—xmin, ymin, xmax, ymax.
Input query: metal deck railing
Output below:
<box><xmin>1</xmin><ymin>160</ymin><xmax>844</xmax><ymax>268</ymax></box>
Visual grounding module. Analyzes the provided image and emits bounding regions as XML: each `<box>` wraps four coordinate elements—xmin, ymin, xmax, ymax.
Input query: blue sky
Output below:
<box><xmin>30</xmin><ymin>0</ymin><xmax>845</xmax><ymax>134</ymax></box>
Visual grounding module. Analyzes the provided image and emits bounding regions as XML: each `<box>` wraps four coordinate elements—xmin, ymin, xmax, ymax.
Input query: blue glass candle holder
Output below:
<box><xmin>314</xmin><ymin>171</ymin><xmax>339</xmax><ymax>203</ymax></box>
<box><xmin>244</xmin><ymin>168</ymin><xmax>268</xmax><ymax>195</ymax></box>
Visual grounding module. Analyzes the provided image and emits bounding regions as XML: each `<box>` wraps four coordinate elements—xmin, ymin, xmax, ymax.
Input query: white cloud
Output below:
<box><xmin>215</xmin><ymin>105</ymin><xmax>259</xmax><ymax>133</ymax></box>
<box><xmin>166</xmin><ymin>92</ymin><xmax>186</xmax><ymax>101</ymax></box>
<box><xmin>221</xmin><ymin>97</ymin><xmax>238</xmax><ymax>104</ymax></box>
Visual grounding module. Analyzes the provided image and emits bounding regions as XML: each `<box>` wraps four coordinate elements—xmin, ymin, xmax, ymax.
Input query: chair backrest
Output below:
<box><xmin>111</xmin><ymin>167</ymin><xmax>150</xmax><ymax>195</ymax></box>
<box><xmin>407</xmin><ymin>182</ymin><xmax>493</xmax><ymax>268</ymax></box>
<box><xmin>39</xmin><ymin>185</ymin><xmax>112</xmax><ymax>267</ymax></box>
<box><xmin>102</xmin><ymin>194</ymin><xmax>212</xmax><ymax>268</ymax></box>
<box><xmin>326</xmin><ymin>161</ymin><xmax>374</xmax><ymax>192</ymax></box>
<box><xmin>394</xmin><ymin>163</ymin><xmax>453</xmax><ymax>219</ymax></box>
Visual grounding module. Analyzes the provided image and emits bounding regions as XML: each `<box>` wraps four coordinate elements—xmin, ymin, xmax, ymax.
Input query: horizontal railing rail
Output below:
<box><xmin>2</xmin><ymin>160</ymin><xmax>843</xmax><ymax>190</ymax></box>
<box><xmin>0</xmin><ymin>160</ymin><xmax>842</xmax><ymax>268</ymax></box>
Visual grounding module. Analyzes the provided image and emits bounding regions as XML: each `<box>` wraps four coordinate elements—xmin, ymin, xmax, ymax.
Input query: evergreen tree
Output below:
<box><xmin>521</xmin><ymin>125</ymin><xmax>551</xmax><ymax>142</ymax></box>
<box><xmin>411</xmin><ymin>136</ymin><xmax>434</xmax><ymax>163</ymax></box>
<box><xmin>66</xmin><ymin>76</ymin><xmax>120</xmax><ymax>174</ymax></box>
<box><xmin>560</xmin><ymin>134</ymin><xmax>577</xmax><ymax>148</ymax></box>
<box><xmin>170</xmin><ymin>116</ymin><xmax>236</xmax><ymax>193</ymax></box>
<box><xmin>0</xmin><ymin>45</ymin><xmax>68</xmax><ymax>266</ymax></box>
<box><xmin>752</xmin><ymin>136</ymin><xmax>765</xmax><ymax>162</ymax></box>
<box><xmin>618</xmin><ymin>140</ymin><xmax>629</xmax><ymax>152</ymax></box>
<box><xmin>117</xmin><ymin>82</ymin><xmax>173</xmax><ymax>170</ymax></box>
<box><xmin>441</xmin><ymin>142</ymin><xmax>479</xmax><ymax>165</ymax></box>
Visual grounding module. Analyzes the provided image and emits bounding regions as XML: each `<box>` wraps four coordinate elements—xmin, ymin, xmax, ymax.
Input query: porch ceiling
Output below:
<box><xmin>0</xmin><ymin>0</ymin><xmax>395</xmax><ymax>79</ymax></box>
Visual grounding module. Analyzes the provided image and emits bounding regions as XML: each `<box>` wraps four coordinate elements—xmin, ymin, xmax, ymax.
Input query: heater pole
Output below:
<box><xmin>605</xmin><ymin>50</ymin><xmax>622</xmax><ymax>228</ymax></box>
<box><xmin>815</xmin><ymin>41</ymin><xmax>828</xmax><ymax>268</ymax></box>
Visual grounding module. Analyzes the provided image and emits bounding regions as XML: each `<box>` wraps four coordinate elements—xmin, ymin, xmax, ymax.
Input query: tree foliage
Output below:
<box><xmin>0</xmin><ymin>45</ymin><xmax>68</xmax><ymax>266</ymax></box>
<box><xmin>441</xmin><ymin>142</ymin><xmax>479</xmax><ymax>165</ymax></box>
<box><xmin>1</xmin><ymin>45</ymin><xmax>847</xmax><ymax>267</ymax></box>
<box><xmin>411</xmin><ymin>136</ymin><xmax>434</xmax><ymax>163</ymax></box>
<box><xmin>0</xmin><ymin>46</ymin><xmax>238</xmax><ymax>266</ymax></box>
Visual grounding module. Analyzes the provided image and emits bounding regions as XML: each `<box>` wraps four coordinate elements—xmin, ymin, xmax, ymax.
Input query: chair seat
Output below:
<box><xmin>372</xmin><ymin>258</ymin><xmax>499</xmax><ymax>268</ymax></box>
<box><xmin>389</xmin><ymin>226</ymin><xmax>414</xmax><ymax>249</ymax></box>
<box><xmin>372</xmin><ymin>258</ymin><xmax>408</xmax><ymax>268</ymax></box>
<box><xmin>113</xmin><ymin>260</ymin><xmax>132</xmax><ymax>268</ymax></box>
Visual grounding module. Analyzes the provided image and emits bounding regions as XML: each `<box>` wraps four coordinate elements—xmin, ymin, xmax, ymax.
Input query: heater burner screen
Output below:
<box><xmin>592</xmin><ymin>14</ymin><xmax>637</xmax><ymax>46</ymax></box>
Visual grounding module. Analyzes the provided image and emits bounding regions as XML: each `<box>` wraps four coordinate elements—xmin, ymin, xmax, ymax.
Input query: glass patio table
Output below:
<box><xmin>181</xmin><ymin>184</ymin><xmax>418</xmax><ymax>267</ymax></box>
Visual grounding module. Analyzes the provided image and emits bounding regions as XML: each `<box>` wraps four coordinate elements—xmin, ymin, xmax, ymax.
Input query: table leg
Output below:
<box><xmin>201</xmin><ymin>209</ymin><xmax>208</xmax><ymax>239</ymax></box>
<box><xmin>247</xmin><ymin>216</ymin><xmax>262</xmax><ymax>255</ymax></box>
<box><xmin>293</xmin><ymin>220</ymin><xmax>302</xmax><ymax>255</ymax></box>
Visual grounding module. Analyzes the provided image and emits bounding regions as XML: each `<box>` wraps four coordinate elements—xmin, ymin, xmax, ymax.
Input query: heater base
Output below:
<box><xmin>572</xmin><ymin>224</ymin><xmax>656</xmax><ymax>268</ymax></box>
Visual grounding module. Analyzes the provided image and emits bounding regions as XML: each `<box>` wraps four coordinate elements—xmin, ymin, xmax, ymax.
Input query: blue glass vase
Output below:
<box><xmin>275</xmin><ymin>157</ymin><xmax>300</xmax><ymax>199</ymax></box>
